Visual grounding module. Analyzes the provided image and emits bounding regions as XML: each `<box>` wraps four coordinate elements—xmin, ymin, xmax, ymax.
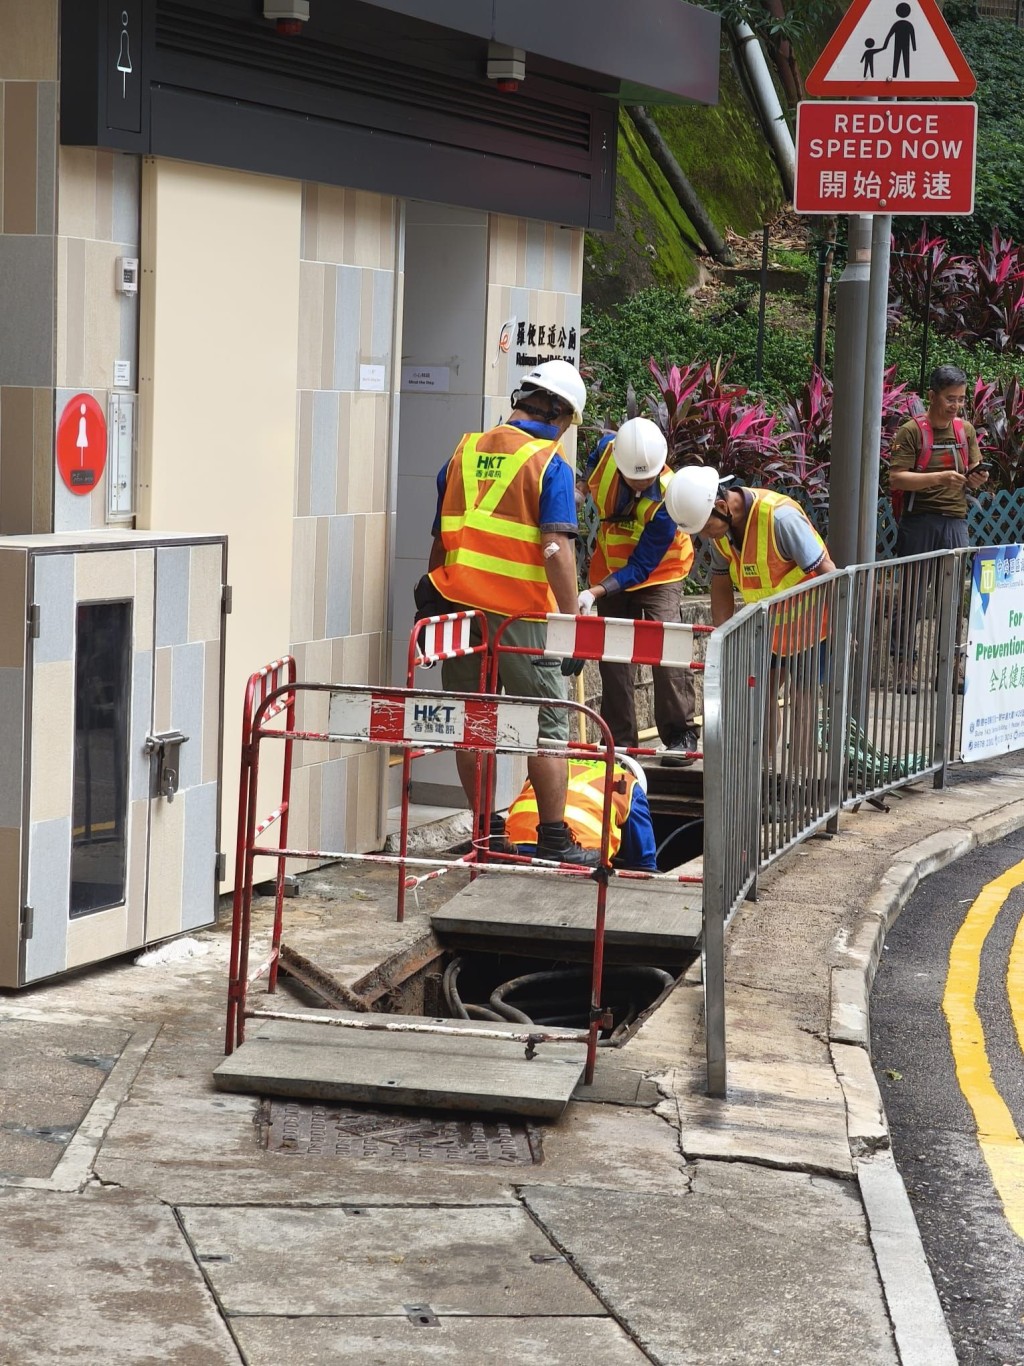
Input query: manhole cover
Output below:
<box><xmin>260</xmin><ymin>1099</ymin><xmax>543</xmax><ymax>1165</ymax></box>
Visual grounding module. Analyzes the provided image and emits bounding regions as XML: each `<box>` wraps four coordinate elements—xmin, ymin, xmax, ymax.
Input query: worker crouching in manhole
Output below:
<box><xmin>505</xmin><ymin>752</ymin><xmax>658</xmax><ymax>871</ymax></box>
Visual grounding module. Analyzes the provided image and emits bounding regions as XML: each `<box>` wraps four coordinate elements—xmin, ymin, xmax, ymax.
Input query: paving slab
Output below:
<box><xmin>232</xmin><ymin>1314</ymin><xmax>647</xmax><ymax>1365</ymax></box>
<box><xmin>213</xmin><ymin>1014</ymin><xmax>586</xmax><ymax>1118</ymax></box>
<box><xmin>0</xmin><ymin>1189</ymin><xmax>238</xmax><ymax>1365</ymax></box>
<box><xmin>178</xmin><ymin>1204</ymin><xmax>608</xmax><ymax>1317</ymax></box>
<box><xmin>523</xmin><ymin>1165</ymin><xmax>897</xmax><ymax>1366</ymax></box>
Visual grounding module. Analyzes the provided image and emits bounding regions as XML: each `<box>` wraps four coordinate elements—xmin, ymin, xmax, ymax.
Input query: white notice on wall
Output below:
<box><xmin>113</xmin><ymin>359</ymin><xmax>132</xmax><ymax>388</ymax></box>
<box><xmin>400</xmin><ymin>366</ymin><xmax>451</xmax><ymax>393</ymax></box>
<box><xmin>359</xmin><ymin>364</ymin><xmax>386</xmax><ymax>392</ymax></box>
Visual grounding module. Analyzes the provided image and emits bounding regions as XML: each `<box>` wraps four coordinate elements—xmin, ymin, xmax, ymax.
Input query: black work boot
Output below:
<box><xmin>661</xmin><ymin>725</ymin><xmax>700</xmax><ymax>767</ymax></box>
<box><xmin>534</xmin><ymin>822</ymin><xmax>601</xmax><ymax>867</ymax></box>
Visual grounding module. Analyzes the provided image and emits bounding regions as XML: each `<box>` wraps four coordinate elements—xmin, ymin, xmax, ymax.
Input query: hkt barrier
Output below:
<box><xmin>702</xmin><ymin>547</ymin><xmax>988</xmax><ymax>1096</ymax></box>
<box><xmin>226</xmin><ymin>673</ymin><xmax>623</xmax><ymax>1084</ymax></box>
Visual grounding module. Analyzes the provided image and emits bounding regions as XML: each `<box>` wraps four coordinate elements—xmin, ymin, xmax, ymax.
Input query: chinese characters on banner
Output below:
<box><xmin>793</xmin><ymin>101</ymin><xmax>977</xmax><ymax>215</ymax></box>
<box><xmin>961</xmin><ymin>546</ymin><xmax>1024</xmax><ymax>762</ymax></box>
<box><xmin>514</xmin><ymin>321</ymin><xmax>578</xmax><ymax>369</ymax></box>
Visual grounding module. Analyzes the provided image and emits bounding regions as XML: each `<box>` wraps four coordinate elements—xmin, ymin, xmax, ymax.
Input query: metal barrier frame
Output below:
<box><xmin>225</xmin><ymin>675</ymin><xmax>629</xmax><ymax>1084</ymax></box>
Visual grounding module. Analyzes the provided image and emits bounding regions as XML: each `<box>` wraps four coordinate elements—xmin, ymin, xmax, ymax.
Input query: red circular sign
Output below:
<box><xmin>56</xmin><ymin>393</ymin><xmax>107</xmax><ymax>496</ymax></box>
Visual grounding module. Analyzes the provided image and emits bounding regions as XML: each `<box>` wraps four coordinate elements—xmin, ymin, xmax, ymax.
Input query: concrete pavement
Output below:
<box><xmin>3</xmin><ymin>754</ymin><xmax>1024</xmax><ymax>1364</ymax></box>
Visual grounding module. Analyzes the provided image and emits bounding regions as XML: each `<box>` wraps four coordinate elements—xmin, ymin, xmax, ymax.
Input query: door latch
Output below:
<box><xmin>145</xmin><ymin>730</ymin><xmax>189</xmax><ymax>802</ymax></box>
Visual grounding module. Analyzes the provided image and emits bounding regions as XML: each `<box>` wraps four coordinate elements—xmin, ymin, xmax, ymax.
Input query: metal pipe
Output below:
<box><xmin>731</xmin><ymin>21</ymin><xmax>795</xmax><ymax>200</ymax></box>
<box><xmin>858</xmin><ymin>214</ymin><xmax>893</xmax><ymax>564</ymax></box>
<box><xmin>829</xmin><ymin>215</ymin><xmax>873</xmax><ymax>569</ymax></box>
<box><xmin>245</xmin><ymin>1008</ymin><xmax>588</xmax><ymax>1048</ymax></box>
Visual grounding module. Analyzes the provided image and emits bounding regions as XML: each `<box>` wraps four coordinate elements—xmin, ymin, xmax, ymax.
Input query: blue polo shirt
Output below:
<box><xmin>587</xmin><ymin>432</ymin><xmax>677</xmax><ymax>593</ymax></box>
<box><xmin>432</xmin><ymin>420</ymin><xmax>577</xmax><ymax>537</ymax></box>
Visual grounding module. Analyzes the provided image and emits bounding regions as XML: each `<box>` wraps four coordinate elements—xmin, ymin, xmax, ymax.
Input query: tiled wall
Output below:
<box><xmin>287</xmin><ymin>185</ymin><xmax>399</xmax><ymax>859</ymax></box>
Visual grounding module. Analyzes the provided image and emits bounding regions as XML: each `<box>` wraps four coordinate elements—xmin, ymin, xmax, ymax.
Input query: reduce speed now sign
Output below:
<box><xmin>793</xmin><ymin>100</ymin><xmax>977</xmax><ymax>215</ymax></box>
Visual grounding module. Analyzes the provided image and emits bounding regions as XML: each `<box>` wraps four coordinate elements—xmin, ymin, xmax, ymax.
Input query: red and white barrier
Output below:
<box><xmin>327</xmin><ymin>689</ymin><xmax>542</xmax><ymax>751</ymax></box>
<box><xmin>414</xmin><ymin>611</ymin><xmax>476</xmax><ymax>664</ymax></box>
<box><xmin>544</xmin><ymin>613</ymin><xmax>696</xmax><ymax>668</ymax></box>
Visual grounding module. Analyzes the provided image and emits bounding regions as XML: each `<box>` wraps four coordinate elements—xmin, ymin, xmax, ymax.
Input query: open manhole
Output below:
<box><xmin>259</xmin><ymin>1098</ymin><xmax>543</xmax><ymax>1164</ymax></box>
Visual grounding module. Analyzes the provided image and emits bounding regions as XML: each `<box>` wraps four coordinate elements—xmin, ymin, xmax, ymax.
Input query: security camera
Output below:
<box><xmin>264</xmin><ymin>1</ymin><xmax>309</xmax><ymax>35</ymax></box>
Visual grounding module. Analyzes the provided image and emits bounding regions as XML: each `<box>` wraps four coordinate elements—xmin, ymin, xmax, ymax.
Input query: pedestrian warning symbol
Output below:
<box><xmin>806</xmin><ymin>0</ymin><xmax>976</xmax><ymax>98</ymax></box>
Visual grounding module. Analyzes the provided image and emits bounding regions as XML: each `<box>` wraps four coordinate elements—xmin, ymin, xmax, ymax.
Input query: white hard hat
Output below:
<box><xmin>519</xmin><ymin>359</ymin><xmax>587</xmax><ymax>424</ymax></box>
<box><xmin>611</xmin><ymin>418</ymin><xmax>668</xmax><ymax>482</ymax></box>
<box><xmin>664</xmin><ymin>465</ymin><xmax>723</xmax><ymax>533</ymax></box>
<box><xmin>615</xmin><ymin>751</ymin><xmax>648</xmax><ymax>794</ymax></box>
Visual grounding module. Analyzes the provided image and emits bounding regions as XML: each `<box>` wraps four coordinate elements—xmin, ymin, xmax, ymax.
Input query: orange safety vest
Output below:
<box><xmin>587</xmin><ymin>445</ymin><xmax>693</xmax><ymax>589</ymax></box>
<box><xmin>714</xmin><ymin>489</ymin><xmax>829</xmax><ymax>655</ymax></box>
<box><xmin>429</xmin><ymin>426</ymin><xmax>563</xmax><ymax>620</ymax></box>
<box><xmin>506</xmin><ymin>759</ymin><xmax>638</xmax><ymax>859</ymax></box>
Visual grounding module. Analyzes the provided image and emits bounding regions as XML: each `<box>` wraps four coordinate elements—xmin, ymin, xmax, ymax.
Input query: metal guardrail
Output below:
<box><xmin>702</xmin><ymin>546</ymin><xmax>987</xmax><ymax>1098</ymax></box>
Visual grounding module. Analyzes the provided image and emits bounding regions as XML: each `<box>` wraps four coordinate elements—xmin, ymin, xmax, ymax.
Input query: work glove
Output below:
<box><xmin>560</xmin><ymin>657</ymin><xmax>586</xmax><ymax>677</ymax></box>
<box><xmin>577</xmin><ymin>589</ymin><xmax>597</xmax><ymax>615</ymax></box>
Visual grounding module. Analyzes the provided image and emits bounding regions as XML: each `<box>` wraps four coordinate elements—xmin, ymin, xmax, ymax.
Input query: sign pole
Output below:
<box><xmin>828</xmin><ymin>215</ymin><xmax>871</xmax><ymax>569</ymax></box>
<box><xmin>858</xmin><ymin>211</ymin><xmax>892</xmax><ymax>564</ymax></box>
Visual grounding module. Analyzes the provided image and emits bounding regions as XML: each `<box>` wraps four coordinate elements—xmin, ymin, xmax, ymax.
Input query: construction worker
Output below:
<box><xmin>580</xmin><ymin>418</ymin><xmax>699</xmax><ymax>764</ymax></box>
<box><xmin>665</xmin><ymin>466</ymin><xmax>836</xmax><ymax>782</ymax></box>
<box><xmin>427</xmin><ymin>359</ymin><xmax>597</xmax><ymax>867</ymax></box>
<box><xmin>506</xmin><ymin>753</ymin><xmax>658</xmax><ymax>871</ymax></box>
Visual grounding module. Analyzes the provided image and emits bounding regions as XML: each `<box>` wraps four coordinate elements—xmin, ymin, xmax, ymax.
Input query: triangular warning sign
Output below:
<box><xmin>806</xmin><ymin>0</ymin><xmax>976</xmax><ymax>97</ymax></box>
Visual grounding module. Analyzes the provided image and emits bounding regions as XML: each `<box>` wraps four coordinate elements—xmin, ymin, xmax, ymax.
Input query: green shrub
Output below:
<box><xmin>883</xmin><ymin>326</ymin><xmax>1024</xmax><ymax>395</ymax></box>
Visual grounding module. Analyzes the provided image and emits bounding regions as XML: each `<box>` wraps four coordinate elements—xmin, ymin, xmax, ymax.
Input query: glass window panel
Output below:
<box><xmin>70</xmin><ymin>601</ymin><xmax>132</xmax><ymax>917</ymax></box>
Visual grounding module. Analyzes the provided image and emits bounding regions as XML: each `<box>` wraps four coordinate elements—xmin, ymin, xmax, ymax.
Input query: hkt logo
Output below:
<box><xmin>413</xmin><ymin>703</ymin><xmax>457</xmax><ymax>726</ymax></box>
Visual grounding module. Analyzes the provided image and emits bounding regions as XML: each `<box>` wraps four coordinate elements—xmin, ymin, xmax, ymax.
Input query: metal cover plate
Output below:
<box><xmin>214</xmin><ymin>1016</ymin><xmax>585</xmax><ymax>1119</ymax></box>
<box><xmin>261</xmin><ymin>1099</ymin><xmax>542</xmax><ymax>1164</ymax></box>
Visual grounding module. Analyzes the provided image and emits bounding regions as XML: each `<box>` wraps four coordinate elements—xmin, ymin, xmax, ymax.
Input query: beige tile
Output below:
<box><xmin>305</xmin><ymin>756</ymin><xmax>323</xmax><ymax>861</ymax></box>
<box><xmin>154</xmin><ymin>645</ymin><xmax>172</xmax><ymax>733</ymax></box>
<box><xmin>288</xmin><ymin>515</ymin><xmax>316</xmax><ymax>645</ymax></box>
<box><xmin>361</xmin><ymin>513</ymin><xmax>387</xmax><ymax>636</ymax></box>
<box><xmin>3</xmin><ymin>80</ymin><xmax>38</xmax><ymax>234</ymax></box>
<box><xmin>31</xmin><ymin>386</ymin><xmax>53</xmax><ymax>532</ymax></box>
<box><xmin>145</xmin><ymin>783</ymin><xmax>185</xmax><ymax>940</ymax></box>
<box><xmin>133</xmin><ymin>548</ymin><xmax>155</xmax><ymax>644</ymax></box>
<box><xmin>62</xmin><ymin>235</ymin><xmax>86</xmax><ymax>387</ymax></box>
<box><xmin>94</xmin><ymin>150</ymin><xmax>113</xmax><ymax>242</ymax></box>
<box><xmin>295</xmin><ymin>389</ymin><xmax>312</xmax><ymax>516</ymax></box>
<box><xmin>296</xmin><ymin>261</ymin><xmax>325</xmax><ymax>390</ymax></box>
<box><xmin>83</xmin><ymin>240</ymin><xmax>124</xmax><ymax>388</ymax></box>
<box><xmin>56</xmin><ymin>146</ymin><xmax>98</xmax><ymax>239</ymax></box>
<box><xmin>125</xmin><ymin>798</ymin><xmax>148</xmax><ymax>946</ymax></box>
<box><xmin>0</xmin><ymin>545</ymin><xmax>25</xmax><ymax>665</ymax></box>
<box><xmin>365</xmin><ymin>631</ymin><xmax>383</xmax><ymax>688</ymax></box>
<box><xmin>0</xmin><ymin>0</ymin><xmax>58</xmax><ymax>80</ymax></box>
<box><xmin>348</xmin><ymin>516</ymin><xmax>365</xmax><ymax>636</ymax></box>
<box><xmin>358</xmin><ymin>267</ymin><xmax>375</xmax><ymax>361</ymax></box>
<box><xmin>341</xmin><ymin>632</ymin><xmax>369</xmax><ymax>685</ymax></box>
<box><xmin>0</xmin><ymin>825</ymin><xmax>22</xmax><ymax>985</ymax></box>
<box><xmin>0</xmin><ymin>385</ymin><xmax>36</xmax><ymax>535</ymax></box>
<box><xmin>67</xmin><ymin>903</ymin><xmax>129</xmax><ymax>970</ymax></box>
<box><xmin>351</xmin><ymin>191</ymin><xmax>382</xmax><ymax>269</ymax></box>
<box><xmin>300</xmin><ymin>182</ymin><xmax>319</xmax><ymax>260</ymax></box>
<box><xmin>188</xmin><ymin>542</ymin><xmax>224</xmax><ymax>643</ymax></box>
<box><xmin>378</xmin><ymin>195</ymin><xmax>396</xmax><ymax>264</ymax></box>
<box><xmin>202</xmin><ymin>640</ymin><xmax>222</xmax><ymax>787</ymax></box>
<box><xmin>74</xmin><ymin>548</ymin><xmax>135</xmax><ymax>601</ymax></box>
<box><xmin>29</xmin><ymin>659</ymin><xmax>73</xmax><ymax>823</ymax></box>
<box><xmin>315</xmin><ymin>184</ymin><xmax>346</xmax><ymax>264</ymax></box>
<box><xmin>343</xmin><ymin>392</ymin><xmax>376</xmax><ymax>515</ymax></box>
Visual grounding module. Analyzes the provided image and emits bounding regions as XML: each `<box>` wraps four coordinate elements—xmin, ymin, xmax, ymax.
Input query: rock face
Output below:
<box><xmin>584</xmin><ymin>61</ymin><xmax>786</xmax><ymax>310</ymax></box>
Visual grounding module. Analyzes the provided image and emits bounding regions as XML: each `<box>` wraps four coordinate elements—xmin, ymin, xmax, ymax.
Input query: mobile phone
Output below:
<box><xmin>975</xmin><ymin>462</ymin><xmax>992</xmax><ymax>471</ymax></box>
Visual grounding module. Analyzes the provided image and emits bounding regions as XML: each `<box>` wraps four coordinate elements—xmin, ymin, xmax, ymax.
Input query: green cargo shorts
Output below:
<box><xmin>440</xmin><ymin>613</ymin><xmax>569</xmax><ymax>744</ymax></box>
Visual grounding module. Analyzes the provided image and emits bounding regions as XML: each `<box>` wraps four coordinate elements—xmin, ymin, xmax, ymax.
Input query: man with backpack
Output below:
<box><xmin>888</xmin><ymin>364</ymin><xmax>988</xmax><ymax>555</ymax></box>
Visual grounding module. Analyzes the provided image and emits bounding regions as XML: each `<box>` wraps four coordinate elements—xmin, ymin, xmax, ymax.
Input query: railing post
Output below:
<box><xmin>825</xmin><ymin>571</ymin><xmax>854</xmax><ymax>831</ymax></box>
<box><xmin>702</xmin><ymin>620</ymin><xmax>728</xmax><ymax>1099</ymax></box>
<box><xmin>933</xmin><ymin>550</ymin><xmax>965</xmax><ymax>786</ymax></box>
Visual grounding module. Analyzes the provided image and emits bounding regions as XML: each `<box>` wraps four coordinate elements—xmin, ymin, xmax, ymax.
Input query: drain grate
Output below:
<box><xmin>261</xmin><ymin>1099</ymin><xmax>543</xmax><ymax>1164</ymax></box>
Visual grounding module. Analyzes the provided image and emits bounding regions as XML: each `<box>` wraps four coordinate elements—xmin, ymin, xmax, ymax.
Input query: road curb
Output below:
<box><xmin>828</xmin><ymin>796</ymin><xmax>1024</xmax><ymax>1365</ymax></box>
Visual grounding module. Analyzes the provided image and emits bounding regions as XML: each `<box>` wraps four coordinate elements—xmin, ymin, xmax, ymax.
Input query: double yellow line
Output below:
<box><xmin>943</xmin><ymin>855</ymin><xmax>1024</xmax><ymax>1239</ymax></box>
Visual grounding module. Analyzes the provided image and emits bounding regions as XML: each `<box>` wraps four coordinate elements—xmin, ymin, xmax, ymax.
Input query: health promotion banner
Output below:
<box><xmin>961</xmin><ymin>545</ymin><xmax>1024</xmax><ymax>762</ymax></box>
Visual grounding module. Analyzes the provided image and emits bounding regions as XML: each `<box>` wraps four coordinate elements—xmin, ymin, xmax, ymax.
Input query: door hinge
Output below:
<box><xmin>20</xmin><ymin>905</ymin><xmax>33</xmax><ymax>940</ymax></box>
<box><xmin>27</xmin><ymin>605</ymin><xmax>40</xmax><ymax>639</ymax></box>
<box><xmin>215</xmin><ymin>852</ymin><xmax>226</xmax><ymax>882</ymax></box>
<box><xmin>222</xmin><ymin>584</ymin><xmax>233</xmax><ymax>614</ymax></box>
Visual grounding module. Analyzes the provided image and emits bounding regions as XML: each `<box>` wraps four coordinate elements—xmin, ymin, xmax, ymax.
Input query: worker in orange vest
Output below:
<box><xmin>580</xmin><ymin>418</ymin><xmax>699</xmax><ymax>765</ymax></box>
<box><xmin>506</xmin><ymin>753</ymin><xmax>658</xmax><ymax>871</ymax></box>
<box><xmin>425</xmin><ymin>360</ymin><xmax>596</xmax><ymax>867</ymax></box>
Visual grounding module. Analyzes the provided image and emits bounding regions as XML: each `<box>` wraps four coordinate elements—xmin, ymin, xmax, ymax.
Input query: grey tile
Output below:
<box><xmin>181</xmin><ymin>781</ymin><xmax>217</xmax><ymax>931</ymax></box>
<box><xmin>52</xmin><ymin>476</ymin><xmax>93</xmax><ymax>533</ymax></box>
<box><xmin>130</xmin><ymin>649</ymin><xmax>152</xmax><ymax>802</ymax></box>
<box><xmin>550</xmin><ymin>228</ymin><xmax>574</xmax><ymax>293</ymax></box>
<box><xmin>0</xmin><ymin>236</ymin><xmax>54</xmax><ymax>387</ymax></box>
<box><xmin>370</xmin><ymin>267</ymin><xmax>394</xmax><ymax>365</ymax></box>
<box><xmin>0</xmin><ymin>668</ymin><xmax>25</xmax><ymax>827</ymax></box>
<box><xmin>155</xmin><ymin>545</ymin><xmax>190</xmax><ymax>648</ymax></box>
<box><xmin>111</xmin><ymin>151</ymin><xmax>140</xmax><ymax>246</ymax></box>
<box><xmin>35</xmin><ymin>83</ymin><xmax>57</xmax><ymax>237</ymax></box>
<box><xmin>23</xmin><ymin>816</ymin><xmax>71</xmax><ymax>984</ymax></box>
<box><xmin>320</xmin><ymin>756</ymin><xmax>347</xmax><ymax>855</ymax></box>
<box><xmin>333</xmin><ymin>264</ymin><xmax>361</xmax><ymax>392</ymax></box>
<box><xmin>169</xmin><ymin>641</ymin><xmax>204</xmax><ymax>791</ymax></box>
<box><xmin>309</xmin><ymin>390</ymin><xmax>339</xmax><ymax>517</ymax></box>
<box><xmin>525</xmin><ymin>220</ymin><xmax>547</xmax><ymax>289</ymax></box>
<box><xmin>325</xmin><ymin>515</ymin><xmax>353</xmax><ymax>639</ymax></box>
<box><xmin>119</xmin><ymin>292</ymin><xmax>138</xmax><ymax>375</ymax></box>
<box><xmin>31</xmin><ymin>553</ymin><xmax>74</xmax><ymax>664</ymax></box>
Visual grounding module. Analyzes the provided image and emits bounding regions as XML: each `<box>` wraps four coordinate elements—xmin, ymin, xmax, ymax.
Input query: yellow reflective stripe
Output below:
<box><xmin>460</xmin><ymin>433</ymin><xmax>554</xmax><ymax>514</ymax></box>
<box><xmin>440</xmin><ymin>513</ymin><xmax>540</xmax><ymax>544</ymax></box>
<box><xmin>443</xmin><ymin>547</ymin><xmax>548</xmax><ymax>582</ymax></box>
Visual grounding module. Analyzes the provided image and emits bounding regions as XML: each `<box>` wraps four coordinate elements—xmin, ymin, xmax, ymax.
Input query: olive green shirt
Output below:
<box><xmin>889</xmin><ymin>417</ymin><xmax>981</xmax><ymax>519</ymax></box>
